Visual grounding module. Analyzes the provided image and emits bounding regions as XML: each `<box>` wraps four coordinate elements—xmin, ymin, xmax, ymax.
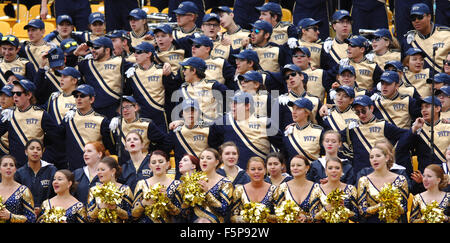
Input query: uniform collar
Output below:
<box><xmin>335</xmin><ymin>104</ymin><xmax>352</xmax><ymax>113</ymax></box>
<box><xmin>359</xmin><ymin>115</ymin><xmax>376</xmax><ymax>125</ymax></box>
<box><xmin>295</xmin><ymin>121</ymin><xmax>311</xmax><ymax>130</ymax></box>
<box><xmin>290</xmin><ymin>90</ymin><xmax>306</xmax><ymax>98</ymax></box>
<box><xmin>425</xmin><ymin>119</ymin><xmax>441</xmax><ymax>126</ymax></box>
<box><xmin>226</xmin><ymin>25</ymin><xmax>242</xmax><ymax>35</ymax></box>
<box><xmin>18</xmin><ymin>105</ymin><xmax>33</xmax><ymax>113</ymax></box>
<box><xmin>77</xmin><ymin>108</ymin><xmax>94</xmax><ymax>116</ymax></box>
<box><xmin>382</xmin><ymin>91</ymin><xmax>400</xmax><ymax>100</ymax></box>
<box><xmin>417</xmin><ymin>23</ymin><xmax>436</xmax><ymax>39</ymax></box>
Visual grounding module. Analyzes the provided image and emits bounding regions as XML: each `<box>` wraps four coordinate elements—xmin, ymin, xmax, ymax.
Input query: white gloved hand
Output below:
<box><xmin>125</xmin><ymin>67</ymin><xmax>136</xmax><ymax>78</ymax></box>
<box><xmin>365</xmin><ymin>52</ymin><xmax>374</xmax><ymax>62</ymax></box>
<box><xmin>193</xmin><ymin>32</ymin><xmax>202</xmax><ymax>38</ymax></box>
<box><xmin>51</xmin><ymin>92</ymin><xmax>60</xmax><ymax>101</ymax></box>
<box><xmin>63</xmin><ymin>109</ymin><xmax>76</xmax><ymax>122</ymax></box>
<box><xmin>370</xmin><ymin>93</ymin><xmax>381</xmax><ymax>101</ymax></box>
<box><xmin>278</xmin><ymin>95</ymin><xmax>290</xmax><ymax>106</ymax></box>
<box><xmin>376</xmin><ymin>82</ymin><xmax>382</xmax><ymax>91</ymax></box>
<box><xmin>339</xmin><ymin>58</ymin><xmax>350</xmax><ymax>66</ymax></box>
<box><xmin>84</xmin><ymin>54</ymin><xmax>93</xmax><ymax>60</ymax></box>
<box><xmin>323</xmin><ymin>38</ymin><xmax>332</xmax><ymax>53</ymax></box>
<box><xmin>1</xmin><ymin>108</ymin><xmax>13</xmax><ymax>123</ymax></box>
<box><xmin>329</xmin><ymin>89</ymin><xmax>337</xmax><ymax>101</ymax></box>
<box><xmin>284</xmin><ymin>125</ymin><xmax>294</xmax><ymax>136</ymax></box>
<box><xmin>287</xmin><ymin>38</ymin><xmax>298</xmax><ymax>49</ymax></box>
<box><xmin>348</xmin><ymin>121</ymin><xmax>359</xmax><ymax>129</ymax></box>
<box><xmin>109</xmin><ymin>117</ymin><xmax>119</xmax><ymax>131</ymax></box>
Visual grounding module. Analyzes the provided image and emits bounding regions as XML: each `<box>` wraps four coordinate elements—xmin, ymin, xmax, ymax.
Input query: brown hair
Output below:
<box><xmin>126</xmin><ymin>130</ymin><xmax>144</xmax><ymax>143</ymax></box>
<box><xmin>425</xmin><ymin>164</ymin><xmax>449</xmax><ymax>191</ymax></box>
<box><xmin>182</xmin><ymin>154</ymin><xmax>200</xmax><ymax>171</ymax></box>
<box><xmin>325</xmin><ymin>156</ymin><xmax>343</xmax><ymax>167</ymax></box>
<box><xmin>85</xmin><ymin>141</ymin><xmax>110</xmax><ymax>159</ymax></box>
<box><xmin>372</xmin><ymin>141</ymin><xmax>394</xmax><ymax>169</ymax></box>
<box><xmin>219</xmin><ymin>141</ymin><xmax>240</xmax><ymax>157</ymax></box>
<box><xmin>99</xmin><ymin>156</ymin><xmax>122</xmax><ymax>178</ymax></box>
<box><xmin>56</xmin><ymin>169</ymin><xmax>78</xmax><ymax>194</ymax></box>
<box><xmin>0</xmin><ymin>155</ymin><xmax>17</xmax><ymax>168</ymax></box>
<box><xmin>291</xmin><ymin>154</ymin><xmax>311</xmax><ymax>167</ymax></box>
<box><xmin>200</xmin><ymin>148</ymin><xmax>221</xmax><ymax>169</ymax></box>
<box><xmin>246</xmin><ymin>156</ymin><xmax>266</xmax><ymax>171</ymax></box>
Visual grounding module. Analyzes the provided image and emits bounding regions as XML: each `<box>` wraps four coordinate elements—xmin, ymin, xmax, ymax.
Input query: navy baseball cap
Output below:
<box><xmin>419</xmin><ymin>96</ymin><xmax>441</xmax><ymax>107</ymax></box>
<box><xmin>380</xmin><ymin>71</ymin><xmax>400</xmax><ymax>84</ymax></box>
<box><xmin>427</xmin><ymin>73</ymin><xmax>450</xmax><ymax>85</ymax></box>
<box><xmin>233</xmin><ymin>49</ymin><xmax>260</xmax><ymax>64</ymax></box>
<box><xmin>256</xmin><ymin>2</ymin><xmax>282</xmax><ymax>16</ymax></box>
<box><xmin>133</xmin><ymin>42</ymin><xmax>155</xmax><ymax>53</ymax></box>
<box><xmin>182</xmin><ymin>98</ymin><xmax>200</xmax><ymax>110</ymax></box>
<box><xmin>288</xmin><ymin>98</ymin><xmax>313</xmax><ymax>111</ymax></box>
<box><xmin>190</xmin><ymin>35</ymin><xmax>213</xmax><ymax>48</ymax></box>
<box><xmin>203</xmin><ymin>13</ymin><xmax>220</xmax><ymax>23</ymax></box>
<box><xmin>384</xmin><ymin>60</ymin><xmax>404</xmax><ymax>72</ymax></box>
<box><xmin>345</xmin><ymin>35</ymin><xmax>370</xmax><ymax>49</ymax></box>
<box><xmin>56</xmin><ymin>15</ymin><xmax>73</xmax><ymax>25</ymax></box>
<box><xmin>251</xmin><ymin>20</ymin><xmax>273</xmax><ymax>34</ymax></box>
<box><xmin>238</xmin><ymin>71</ymin><xmax>263</xmax><ymax>84</ymax></box>
<box><xmin>46</xmin><ymin>47</ymin><xmax>65</xmax><ymax>68</ymax></box>
<box><xmin>338</xmin><ymin>65</ymin><xmax>356</xmax><ymax>75</ymax></box>
<box><xmin>4</xmin><ymin>71</ymin><xmax>25</xmax><ymax>82</ymax></box>
<box><xmin>106</xmin><ymin>30</ymin><xmax>129</xmax><ymax>39</ymax></box>
<box><xmin>24</xmin><ymin>19</ymin><xmax>44</xmax><ymax>29</ymax></box>
<box><xmin>60</xmin><ymin>38</ymin><xmax>78</xmax><ymax>53</ymax></box>
<box><xmin>122</xmin><ymin>95</ymin><xmax>137</xmax><ymax>104</ymax></box>
<box><xmin>0</xmin><ymin>84</ymin><xmax>13</xmax><ymax>97</ymax></box>
<box><xmin>373</xmin><ymin>28</ymin><xmax>392</xmax><ymax>41</ymax></box>
<box><xmin>297</xmin><ymin>18</ymin><xmax>322</xmax><ymax>29</ymax></box>
<box><xmin>0</xmin><ymin>35</ymin><xmax>19</xmax><ymax>47</ymax></box>
<box><xmin>405</xmin><ymin>47</ymin><xmax>425</xmax><ymax>57</ymax></box>
<box><xmin>128</xmin><ymin>8</ymin><xmax>147</xmax><ymax>20</ymax></box>
<box><xmin>89</xmin><ymin>12</ymin><xmax>105</xmax><ymax>24</ymax></box>
<box><xmin>336</xmin><ymin>85</ymin><xmax>355</xmax><ymax>98</ymax></box>
<box><xmin>352</xmin><ymin>95</ymin><xmax>373</xmax><ymax>107</ymax></box>
<box><xmin>72</xmin><ymin>84</ymin><xmax>95</xmax><ymax>97</ymax></box>
<box><xmin>232</xmin><ymin>91</ymin><xmax>254</xmax><ymax>105</ymax></box>
<box><xmin>87</xmin><ymin>36</ymin><xmax>114</xmax><ymax>50</ymax></box>
<box><xmin>153</xmin><ymin>24</ymin><xmax>173</xmax><ymax>34</ymax></box>
<box><xmin>211</xmin><ymin>6</ymin><xmax>233</xmax><ymax>14</ymax></box>
<box><xmin>283</xmin><ymin>64</ymin><xmax>308</xmax><ymax>81</ymax></box>
<box><xmin>410</xmin><ymin>3</ymin><xmax>431</xmax><ymax>16</ymax></box>
<box><xmin>435</xmin><ymin>86</ymin><xmax>450</xmax><ymax>96</ymax></box>
<box><xmin>173</xmin><ymin>1</ymin><xmax>199</xmax><ymax>15</ymax></box>
<box><xmin>292</xmin><ymin>46</ymin><xmax>311</xmax><ymax>57</ymax></box>
<box><xmin>13</xmin><ymin>79</ymin><xmax>36</xmax><ymax>92</ymax></box>
<box><xmin>180</xmin><ymin>57</ymin><xmax>207</xmax><ymax>72</ymax></box>
<box><xmin>58</xmin><ymin>67</ymin><xmax>81</xmax><ymax>79</ymax></box>
<box><xmin>332</xmin><ymin>10</ymin><xmax>352</xmax><ymax>22</ymax></box>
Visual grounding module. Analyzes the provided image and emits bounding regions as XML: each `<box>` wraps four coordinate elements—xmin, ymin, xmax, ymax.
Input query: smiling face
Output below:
<box><xmin>408</xmin><ymin>54</ymin><xmax>424</xmax><ymax>73</ymax></box>
<box><xmin>247</xmin><ymin>159</ymin><xmax>266</xmax><ymax>182</ymax></box>
<box><xmin>325</xmin><ymin>160</ymin><xmax>343</xmax><ymax>182</ymax></box>
<box><xmin>25</xmin><ymin>141</ymin><xmax>43</xmax><ymax>163</ymax></box>
<box><xmin>290</xmin><ymin>157</ymin><xmax>309</xmax><ymax>178</ymax></box>
<box><xmin>422</xmin><ymin>168</ymin><xmax>441</xmax><ymax>190</ymax></box>
<box><xmin>1</xmin><ymin>44</ymin><xmax>19</xmax><ymax>62</ymax></box>
<box><xmin>335</xmin><ymin>91</ymin><xmax>353</xmax><ymax>110</ymax></box>
<box><xmin>221</xmin><ymin>145</ymin><xmax>239</xmax><ymax>167</ymax></box>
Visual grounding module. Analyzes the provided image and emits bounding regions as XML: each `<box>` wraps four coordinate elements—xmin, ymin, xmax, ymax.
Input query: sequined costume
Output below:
<box><xmin>273</xmin><ymin>182</ymin><xmax>319</xmax><ymax>222</ymax></box>
<box><xmin>37</xmin><ymin>199</ymin><xmax>87</xmax><ymax>223</ymax></box>
<box><xmin>230</xmin><ymin>184</ymin><xmax>277</xmax><ymax>223</ymax></box>
<box><xmin>409</xmin><ymin>192</ymin><xmax>449</xmax><ymax>223</ymax></box>
<box><xmin>1</xmin><ymin>185</ymin><xmax>35</xmax><ymax>223</ymax></box>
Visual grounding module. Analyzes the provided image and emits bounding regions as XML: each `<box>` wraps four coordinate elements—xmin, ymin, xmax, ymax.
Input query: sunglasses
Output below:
<box><xmin>284</xmin><ymin>72</ymin><xmax>298</xmax><ymax>80</ymax></box>
<box><xmin>63</xmin><ymin>41</ymin><xmax>77</xmax><ymax>49</ymax></box>
<box><xmin>373</xmin><ymin>36</ymin><xmax>388</xmax><ymax>42</ymax></box>
<box><xmin>1</xmin><ymin>36</ymin><xmax>16</xmax><ymax>42</ymax></box>
<box><xmin>353</xmin><ymin>108</ymin><xmax>368</xmax><ymax>116</ymax></box>
<box><xmin>73</xmin><ymin>93</ymin><xmax>88</xmax><ymax>98</ymax></box>
<box><xmin>251</xmin><ymin>28</ymin><xmax>261</xmax><ymax>34</ymax></box>
<box><xmin>91</xmin><ymin>45</ymin><xmax>102</xmax><ymax>50</ymax></box>
<box><xmin>135</xmin><ymin>50</ymin><xmax>147</xmax><ymax>54</ymax></box>
<box><xmin>306</xmin><ymin>26</ymin><xmax>319</xmax><ymax>32</ymax></box>
<box><xmin>192</xmin><ymin>44</ymin><xmax>204</xmax><ymax>49</ymax></box>
<box><xmin>12</xmin><ymin>91</ymin><xmax>24</xmax><ymax>96</ymax></box>
<box><xmin>410</xmin><ymin>14</ymin><xmax>425</xmax><ymax>21</ymax></box>
<box><xmin>444</xmin><ymin>60</ymin><xmax>450</xmax><ymax>65</ymax></box>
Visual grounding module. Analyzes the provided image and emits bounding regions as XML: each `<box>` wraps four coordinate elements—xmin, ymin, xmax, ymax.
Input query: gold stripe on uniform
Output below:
<box><xmin>88</xmin><ymin>60</ymin><xmax>120</xmax><ymax>100</ymax></box>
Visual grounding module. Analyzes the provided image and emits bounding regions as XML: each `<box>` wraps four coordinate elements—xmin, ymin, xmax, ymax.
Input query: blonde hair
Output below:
<box><xmin>425</xmin><ymin>164</ymin><xmax>449</xmax><ymax>191</ymax></box>
<box><xmin>246</xmin><ymin>156</ymin><xmax>266</xmax><ymax>171</ymax></box>
<box><xmin>372</xmin><ymin>140</ymin><xmax>395</xmax><ymax>169</ymax></box>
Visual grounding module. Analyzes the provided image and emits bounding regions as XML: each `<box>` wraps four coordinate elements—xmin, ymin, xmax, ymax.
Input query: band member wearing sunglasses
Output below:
<box><xmin>278</xmin><ymin>64</ymin><xmax>322</xmax><ymax>130</ymax></box>
<box><xmin>74</xmin><ymin>37</ymin><xmax>133</xmax><ymax>119</ymax></box>
<box><xmin>257</xmin><ymin>2</ymin><xmax>297</xmax><ymax>46</ymax></box>
<box><xmin>366</xmin><ymin>28</ymin><xmax>401</xmax><ymax>69</ymax></box>
<box><xmin>19</xmin><ymin>19</ymin><xmax>55</xmax><ymax>74</ymax></box>
<box><xmin>58</xmin><ymin>84</ymin><xmax>114</xmax><ymax>171</ymax></box>
<box><xmin>0</xmin><ymin>79</ymin><xmax>63</xmax><ymax>169</ymax></box>
<box><xmin>0</xmin><ymin>35</ymin><xmax>36</xmax><ymax>86</ymax></box>
<box><xmin>292</xmin><ymin>18</ymin><xmax>323</xmax><ymax>70</ymax></box>
<box><xmin>243</xmin><ymin>20</ymin><xmax>290</xmax><ymax>73</ymax></box>
<box><xmin>339</xmin><ymin>95</ymin><xmax>412</xmax><ymax>175</ymax></box>
<box><xmin>444</xmin><ymin>53</ymin><xmax>450</xmax><ymax>75</ymax></box>
<box><xmin>402</xmin><ymin>3</ymin><xmax>450</xmax><ymax>74</ymax></box>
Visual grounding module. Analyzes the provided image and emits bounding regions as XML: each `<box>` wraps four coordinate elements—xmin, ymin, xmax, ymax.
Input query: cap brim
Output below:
<box><xmin>49</xmin><ymin>60</ymin><xmax>65</xmax><ymax>68</ymax></box>
<box><xmin>90</xmin><ymin>18</ymin><xmax>105</xmax><ymax>24</ymax></box>
<box><xmin>173</xmin><ymin>9</ymin><xmax>188</xmax><ymax>14</ymax></box>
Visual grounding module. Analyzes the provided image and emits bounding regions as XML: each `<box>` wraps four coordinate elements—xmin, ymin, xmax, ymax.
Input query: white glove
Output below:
<box><xmin>376</xmin><ymin>82</ymin><xmax>382</xmax><ymax>91</ymax></box>
<box><xmin>370</xmin><ymin>93</ymin><xmax>381</xmax><ymax>101</ymax></box>
<box><xmin>125</xmin><ymin>67</ymin><xmax>135</xmax><ymax>78</ymax></box>
<box><xmin>84</xmin><ymin>54</ymin><xmax>93</xmax><ymax>60</ymax></box>
<box><xmin>51</xmin><ymin>91</ymin><xmax>60</xmax><ymax>101</ymax></box>
<box><xmin>278</xmin><ymin>95</ymin><xmax>290</xmax><ymax>106</ymax></box>
<box><xmin>348</xmin><ymin>121</ymin><xmax>359</xmax><ymax>129</ymax></box>
<box><xmin>64</xmin><ymin>109</ymin><xmax>76</xmax><ymax>122</ymax></box>
<box><xmin>109</xmin><ymin>117</ymin><xmax>119</xmax><ymax>131</ymax></box>
<box><xmin>1</xmin><ymin>108</ymin><xmax>13</xmax><ymax>123</ymax></box>
<box><xmin>287</xmin><ymin>38</ymin><xmax>298</xmax><ymax>49</ymax></box>
<box><xmin>284</xmin><ymin>125</ymin><xmax>294</xmax><ymax>136</ymax></box>
<box><xmin>329</xmin><ymin>89</ymin><xmax>337</xmax><ymax>101</ymax></box>
<box><xmin>323</xmin><ymin>38</ymin><xmax>332</xmax><ymax>53</ymax></box>
<box><xmin>193</xmin><ymin>32</ymin><xmax>202</xmax><ymax>38</ymax></box>
<box><xmin>339</xmin><ymin>58</ymin><xmax>350</xmax><ymax>66</ymax></box>
<box><xmin>365</xmin><ymin>52</ymin><xmax>374</xmax><ymax>62</ymax></box>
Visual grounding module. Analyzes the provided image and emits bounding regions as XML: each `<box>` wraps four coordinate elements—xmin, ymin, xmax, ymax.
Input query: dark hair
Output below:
<box><xmin>25</xmin><ymin>138</ymin><xmax>43</xmax><ymax>150</ymax></box>
<box><xmin>265</xmin><ymin>152</ymin><xmax>286</xmax><ymax>166</ymax></box>
<box><xmin>150</xmin><ymin>150</ymin><xmax>169</xmax><ymax>162</ymax></box>
<box><xmin>269</xmin><ymin>11</ymin><xmax>281</xmax><ymax>23</ymax></box>
<box><xmin>291</xmin><ymin>154</ymin><xmax>311</xmax><ymax>167</ymax></box>
<box><xmin>196</xmin><ymin>69</ymin><xmax>206</xmax><ymax>79</ymax></box>
<box><xmin>0</xmin><ymin>155</ymin><xmax>17</xmax><ymax>168</ymax></box>
<box><xmin>99</xmin><ymin>156</ymin><xmax>122</xmax><ymax>178</ymax></box>
<box><xmin>56</xmin><ymin>169</ymin><xmax>79</xmax><ymax>195</ymax></box>
<box><xmin>182</xmin><ymin>154</ymin><xmax>200</xmax><ymax>171</ymax></box>
<box><xmin>200</xmin><ymin>148</ymin><xmax>221</xmax><ymax>169</ymax></box>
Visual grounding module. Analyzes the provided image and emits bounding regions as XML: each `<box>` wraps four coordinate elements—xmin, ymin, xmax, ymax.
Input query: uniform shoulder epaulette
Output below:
<box><xmin>139</xmin><ymin>117</ymin><xmax>153</xmax><ymax>123</ymax></box>
<box><xmin>402</xmin><ymin>81</ymin><xmax>414</xmax><ymax>88</ymax></box>
<box><xmin>306</xmin><ymin>92</ymin><xmax>320</xmax><ymax>99</ymax></box>
<box><xmin>18</xmin><ymin>57</ymin><xmax>30</xmax><ymax>62</ymax></box>
<box><xmin>154</xmin><ymin>63</ymin><xmax>164</xmax><ymax>69</ymax></box>
<box><xmin>390</xmin><ymin>49</ymin><xmax>401</xmax><ymax>53</ymax></box>
<box><xmin>311</xmin><ymin>123</ymin><xmax>324</xmax><ymax>130</ymax></box>
<box><xmin>240</xmin><ymin>28</ymin><xmax>251</xmax><ymax>33</ymax></box>
<box><xmin>355</xmin><ymin>86</ymin><xmax>367</xmax><ymax>92</ymax></box>
<box><xmin>436</xmin><ymin>25</ymin><xmax>450</xmax><ymax>31</ymax></box>
<box><xmin>399</xmin><ymin>94</ymin><xmax>411</xmax><ymax>99</ymax></box>
<box><xmin>93</xmin><ymin>112</ymin><xmax>106</xmax><ymax>117</ymax></box>
<box><xmin>32</xmin><ymin>106</ymin><xmax>44</xmax><ymax>111</ymax></box>
<box><xmin>210</xmin><ymin>56</ymin><xmax>225</xmax><ymax>61</ymax></box>
<box><xmin>181</xmin><ymin>81</ymin><xmax>189</xmax><ymax>87</ymax></box>
<box><xmin>375</xmin><ymin>118</ymin><xmax>385</xmax><ymax>123</ymax></box>
<box><xmin>279</xmin><ymin>21</ymin><xmax>292</xmax><ymax>27</ymax></box>
<box><xmin>205</xmin><ymin>79</ymin><xmax>218</xmax><ymax>83</ymax></box>
<box><xmin>365</xmin><ymin>59</ymin><xmax>376</xmax><ymax>64</ymax></box>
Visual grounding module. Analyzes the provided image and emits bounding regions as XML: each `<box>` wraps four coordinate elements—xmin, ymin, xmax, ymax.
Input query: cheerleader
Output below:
<box><xmin>230</xmin><ymin>157</ymin><xmax>277</xmax><ymax>223</ymax></box>
<box><xmin>357</xmin><ymin>145</ymin><xmax>409</xmax><ymax>223</ymax></box>
<box><xmin>0</xmin><ymin>155</ymin><xmax>35</xmax><ymax>223</ymax></box>
<box><xmin>179</xmin><ymin>154</ymin><xmax>200</xmax><ymax>177</ymax></box>
<box><xmin>309</xmin><ymin>157</ymin><xmax>360</xmax><ymax>223</ymax></box>
<box><xmin>87</xmin><ymin>157</ymin><xmax>133</xmax><ymax>223</ymax></box>
<box><xmin>132</xmin><ymin>150</ymin><xmax>182</xmax><ymax>223</ymax></box>
<box><xmin>38</xmin><ymin>170</ymin><xmax>87</xmax><ymax>223</ymax></box>
<box><xmin>410</xmin><ymin>164</ymin><xmax>449</xmax><ymax>223</ymax></box>
<box><xmin>273</xmin><ymin>155</ymin><xmax>318</xmax><ymax>223</ymax></box>
<box><xmin>216</xmin><ymin>141</ymin><xmax>250</xmax><ymax>186</ymax></box>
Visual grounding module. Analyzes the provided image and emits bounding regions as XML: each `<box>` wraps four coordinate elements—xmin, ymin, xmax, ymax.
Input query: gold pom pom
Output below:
<box><xmin>240</xmin><ymin>202</ymin><xmax>271</xmax><ymax>223</ymax></box>
<box><xmin>322</xmin><ymin>188</ymin><xmax>352</xmax><ymax>223</ymax></box>
<box><xmin>420</xmin><ymin>201</ymin><xmax>445</xmax><ymax>223</ymax></box>
<box><xmin>0</xmin><ymin>196</ymin><xmax>5</xmax><ymax>223</ymax></box>
<box><xmin>143</xmin><ymin>183</ymin><xmax>170</xmax><ymax>221</ymax></box>
<box><xmin>376</xmin><ymin>183</ymin><xmax>403</xmax><ymax>223</ymax></box>
<box><xmin>41</xmin><ymin>207</ymin><xmax>67</xmax><ymax>223</ymax></box>
<box><xmin>275</xmin><ymin>200</ymin><xmax>304</xmax><ymax>223</ymax></box>
<box><xmin>179</xmin><ymin>171</ymin><xmax>208</xmax><ymax>207</ymax></box>
<box><xmin>91</xmin><ymin>181</ymin><xmax>124</xmax><ymax>223</ymax></box>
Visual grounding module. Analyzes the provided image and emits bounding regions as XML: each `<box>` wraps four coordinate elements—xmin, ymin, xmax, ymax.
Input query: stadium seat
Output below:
<box><xmin>44</xmin><ymin>22</ymin><xmax>55</xmax><ymax>36</ymax></box>
<box><xmin>11</xmin><ymin>21</ymin><xmax>28</xmax><ymax>39</ymax></box>
<box><xmin>91</xmin><ymin>4</ymin><xmax>105</xmax><ymax>14</ymax></box>
<box><xmin>282</xmin><ymin>8</ymin><xmax>292</xmax><ymax>22</ymax></box>
<box><xmin>0</xmin><ymin>21</ymin><xmax>11</xmax><ymax>35</ymax></box>
<box><xmin>161</xmin><ymin>7</ymin><xmax>168</xmax><ymax>14</ymax></box>
<box><xmin>28</xmin><ymin>4</ymin><xmax>42</xmax><ymax>20</ymax></box>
